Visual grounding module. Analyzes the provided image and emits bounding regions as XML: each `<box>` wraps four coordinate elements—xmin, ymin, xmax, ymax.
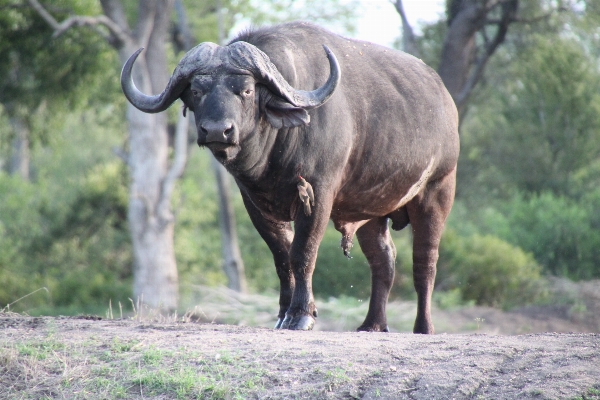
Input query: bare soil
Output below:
<box><xmin>1</xmin><ymin>300</ymin><xmax>599</xmax><ymax>399</ymax></box>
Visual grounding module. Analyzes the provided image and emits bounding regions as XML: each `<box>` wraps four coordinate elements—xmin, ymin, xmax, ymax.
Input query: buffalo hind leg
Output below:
<box><xmin>407</xmin><ymin>169</ymin><xmax>456</xmax><ymax>334</ymax></box>
<box><xmin>356</xmin><ymin>217</ymin><xmax>397</xmax><ymax>332</ymax></box>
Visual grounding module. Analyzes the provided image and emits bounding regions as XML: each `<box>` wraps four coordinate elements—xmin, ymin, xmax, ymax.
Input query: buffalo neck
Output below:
<box><xmin>223</xmin><ymin>122</ymin><xmax>301</xmax><ymax>187</ymax></box>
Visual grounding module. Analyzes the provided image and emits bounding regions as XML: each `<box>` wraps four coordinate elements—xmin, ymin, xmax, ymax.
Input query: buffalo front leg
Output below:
<box><xmin>406</xmin><ymin>169</ymin><xmax>456</xmax><ymax>334</ymax></box>
<box><xmin>240</xmin><ymin>193</ymin><xmax>294</xmax><ymax>329</ymax></box>
<box><xmin>281</xmin><ymin>193</ymin><xmax>332</xmax><ymax>330</ymax></box>
<box><xmin>356</xmin><ymin>217</ymin><xmax>396</xmax><ymax>332</ymax></box>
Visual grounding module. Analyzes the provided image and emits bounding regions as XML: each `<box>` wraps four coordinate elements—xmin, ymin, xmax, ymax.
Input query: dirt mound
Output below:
<box><xmin>1</xmin><ymin>315</ymin><xmax>599</xmax><ymax>399</ymax></box>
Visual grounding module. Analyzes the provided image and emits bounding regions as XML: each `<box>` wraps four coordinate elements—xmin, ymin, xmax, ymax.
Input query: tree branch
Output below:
<box><xmin>133</xmin><ymin>0</ymin><xmax>157</xmax><ymax>48</ymax></box>
<box><xmin>392</xmin><ymin>0</ymin><xmax>421</xmax><ymax>57</ymax></box>
<box><xmin>485</xmin><ymin>6</ymin><xmax>567</xmax><ymax>25</ymax></box>
<box><xmin>25</xmin><ymin>0</ymin><xmax>60</xmax><ymax>29</ymax></box>
<box><xmin>100</xmin><ymin>0</ymin><xmax>129</xmax><ymax>33</ymax></box>
<box><xmin>26</xmin><ymin>0</ymin><xmax>131</xmax><ymax>46</ymax></box>
<box><xmin>157</xmin><ymin>112</ymin><xmax>189</xmax><ymax>223</ymax></box>
<box><xmin>54</xmin><ymin>15</ymin><xmax>129</xmax><ymax>42</ymax></box>
<box><xmin>454</xmin><ymin>0</ymin><xmax>517</xmax><ymax>109</ymax></box>
<box><xmin>173</xmin><ymin>0</ymin><xmax>195</xmax><ymax>52</ymax></box>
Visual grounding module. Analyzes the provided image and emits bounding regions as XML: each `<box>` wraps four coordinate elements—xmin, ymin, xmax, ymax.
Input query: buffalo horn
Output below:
<box><xmin>228</xmin><ymin>42</ymin><xmax>341</xmax><ymax>109</ymax></box>
<box><xmin>121</xmin><ymin>42</ymin><xmax>340</xmax><ymax>114</ymax></box>
<box><xmin>120</xmin><ymin>45</ymin><xmax>217</xmax><ymax>114</ymax></box>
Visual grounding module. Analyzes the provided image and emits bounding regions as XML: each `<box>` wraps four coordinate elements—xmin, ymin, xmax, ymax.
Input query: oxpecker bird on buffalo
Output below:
<box><xmin>121</xmin><ymin>21</ymin><xmax>459</xmax><ymax>333</ymax></box>
<box><xmin>297</xmin><ymin>176</ymin><xmax>315</xmax><ymax>216</ymax></box>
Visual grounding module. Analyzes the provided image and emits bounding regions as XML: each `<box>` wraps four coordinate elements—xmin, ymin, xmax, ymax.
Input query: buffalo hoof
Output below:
<box><xmin>413</xmin><ymin>318</ymin><xmax>434</xmax><ymax>334</ymax></box>
<box><xmin>413</xmin><ymin>325</ymin><xmax>434</xmax><ymax>334</ymax></box>
<box><xmin>357</xmin><ymin>323</ymin><xmax>389</xmax><ymax>332</ymax></box>
<box><xmin>274</xmin><ymin>318</ymin><xmax>284</xmax><ymax>329</ymax></box>
<box><xmin>281</xmin><ymin>314</ymin><xmax>315</xmax><ymax>330</ymax></box>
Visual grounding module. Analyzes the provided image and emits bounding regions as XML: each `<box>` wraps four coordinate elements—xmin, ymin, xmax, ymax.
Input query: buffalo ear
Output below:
<box><xmin>264</xmin><ymin>96</ymin><xmax>310</xmax><ymax>128</ymax></box>
<box><xmin>179</xmin><ymin>86</ymin><xmax>194</xmax><ymax>116</ymax></box>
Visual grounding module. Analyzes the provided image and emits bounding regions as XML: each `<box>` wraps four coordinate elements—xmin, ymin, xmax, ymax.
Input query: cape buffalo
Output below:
<box><xmin>121</xmin><ymin>21</ymin><xmax>459</xmax><ymax>333</ymax></box>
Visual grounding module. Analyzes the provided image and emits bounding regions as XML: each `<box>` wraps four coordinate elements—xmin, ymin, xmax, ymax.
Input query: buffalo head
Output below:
<box><xmin>121</xmin><ymin>41</ymin><xmax>340</xmax><ymax>162</ymax></box>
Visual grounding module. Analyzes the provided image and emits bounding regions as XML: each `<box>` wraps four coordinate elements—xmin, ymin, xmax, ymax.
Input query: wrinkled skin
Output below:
<box><xmin>121</xmin><ymin>22</ymin><xmax>459</xmax><ymax>333</ymax></box>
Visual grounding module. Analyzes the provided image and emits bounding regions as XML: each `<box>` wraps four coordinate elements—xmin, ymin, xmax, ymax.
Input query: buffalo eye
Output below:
<box><xmin>192</xmin><ymin>89</ymin><xmax>200</xmax><ymax>97</ymax></box>
<box><xmin>242</xmin><ymin>88</ymin><xmax>253</xmax><ymax>97</ymax></box>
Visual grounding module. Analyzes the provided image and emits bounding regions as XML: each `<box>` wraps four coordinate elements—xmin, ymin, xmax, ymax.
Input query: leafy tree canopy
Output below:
<box><xmin>458</xmin><ymin>34</ymin><xmax>600</xmax><ymax>200</ymax></box>
<box><xmin>0</xmin><ymin>0</ymin><xmax>116</xmax><ymax>115</ymax></box>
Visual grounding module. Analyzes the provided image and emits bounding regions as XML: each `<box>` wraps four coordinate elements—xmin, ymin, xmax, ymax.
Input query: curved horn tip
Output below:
<box><xmin>121</xmin><ymin>48</ymin><xmax>144</xmax><ymax>76</ymax></box>
<box><xmin>321</xmin><ymin>45</ymin><xmax>338</xmax><ymax>64</ymax></box>
<box><xmin>121</xmin><ymin>46</ymin><xmax>177</xmax><ymax>114</ymax></box>
<box><xmin>127</xmin><ymin>48</ymin><xmax>145</xmax><ymax>65</ymax></box>
<box><xmin>283</xmin><ymin>44</ymin><xmax>340</xmax><ymax>109</ymax></box>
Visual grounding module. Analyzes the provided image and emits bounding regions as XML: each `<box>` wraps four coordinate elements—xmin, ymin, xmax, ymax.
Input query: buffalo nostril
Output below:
<box><xmin>200</xmin><ymin>120</ymin><xmax>235</xmax><ymax>142</ymax></box>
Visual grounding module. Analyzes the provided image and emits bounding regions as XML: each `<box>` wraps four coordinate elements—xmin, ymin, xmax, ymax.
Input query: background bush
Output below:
<box><xmin>447</xmin><ymin>192</ymin><xmax>600</xmax><ymax>281</ymax></box>
<box><xmin>437</xmin><ymin>231</ymin><xmax>545</xmax><ymax>309</ymax></box>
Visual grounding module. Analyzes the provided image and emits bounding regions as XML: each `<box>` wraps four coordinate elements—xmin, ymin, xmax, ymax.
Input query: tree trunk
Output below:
<box><xmin>174</xmin><ymin>0</ymin><xmax>247</xmax><ymax>292</ymax></box>
<box><xmin>393</xmin><ymin>0</ymin><xmax>420</xmax><ymax>58</ymax></box>
<box><xmin>8</xmin><ymin>116</ymin><xmax>30</xmax><ymax>181</ymax></box>
<box><xmin>439</xmin><ymin>0</ymin><xmax>519</xmax><ymax>114</ymax></box>
<box><xmin>29</xmin><ymin>0</ymin><xmax>184</xmax><ymax>311</ymax></box>
<box><xmin>395</xmin><ymin>0</ymin><xmax>519</xmax><ymax>115</ymax></box>
<box><xmin>124</xmin><ymin>93</ymin><xmax>179</xmax><ymax>310</ymax></box>
<box><xmin>116</xmin><ymin>0</ymin><xmax>180</xmax><ymax>311</ymax></box>
<box><xmin>212</xmin><ymin>158</ymin><xmax>248</xmax><ymax>293</ymax></box>
<box><xmin>437</xmin><ymin>1</ymin><xmax>487</xmax><ymax>112</ymax></box>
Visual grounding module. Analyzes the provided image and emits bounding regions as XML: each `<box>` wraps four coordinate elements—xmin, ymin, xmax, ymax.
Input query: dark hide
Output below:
<box><xmin>121</xmin><ymin>22</ymin><xmax>459</xmax><ymax>333</ymax></box>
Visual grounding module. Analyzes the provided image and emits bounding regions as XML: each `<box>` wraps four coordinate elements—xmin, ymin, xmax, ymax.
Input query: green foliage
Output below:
<box><xmin>0</xmin><ymin>173</ymin><xmax>48</xmax><ymax>308</ymax></box>
<box><xmin>459</xmin><ymin>34</ymin><xmax>600</xmax><ymax>199</ymax></box>
<box><xmin>175</xmin><ymin>150</ymin><xmax>229</xmax><ymax>290</ymax></box>
<box><xmin>448</xmin><ymin>191</ymin><xmax>600</xmax><ymax>281</ymax></box>
<box><xmin>312</xmin><ymin>225</ymin><xmax>415</xmax><ymax>301</ymax></box>
<box><xmin>498</xmin><ymin>193</ymin><xmax>600</xmax><ymax>280</ymax></box>
<box><xmin>494</xmin><ymin>193</ymin><xmax>600</xmax><ymax>279</ymax></box>
<box><xmin>3</xmin><ymin>0</ymin><xmax>600</xmax><ymax>317</ymax></box>
<box><xmin>313</xmin><ymin>224</ymin><xmax>372</xmax><ymax>300</ymax></box>
<box><xmin>437</xmin><ymin>230</ymin><xmax>545</xmax><ymax>309</ymax></box>
<box><xmin>179</xmin><ymin>0</ymin><xmax>358</xmax><ymax>49</ymax></box>
<box><xmin>449</xmin><ymin>12</ymin><xmax>600</xmax><ymax>287</ymax></box>
<box><xmin>0</xmin><ymin>1</ymin><xmax>116</xmax><ymax>111</ymax></box>
<box><xmin>37</xmin><ymin>162</ymin><xmax>132</xmax><ymax>310</ymax></box>
<box><xmin>238</xmin><ymin>0</ymin><xmax>359</xmax><ymax>35</ymax></box>
<box><xmin>0</xmin><ymin>0</ymin><xmax>120</xmax><ymax>166</ymax></box>
<box><xmin>0</xmin><ymin>103</ymin><xmax>130</xmax><ymax>313</ymax></box>
<box><xmin>401</xmin><ymin>19</ymin><xmax>446</xmax><ymax>68</ymax></box>
<box><xmin>0</xmin><ymin>161</ymin><xmax>132</xmax><ymax>313</ymax></box>
<box><xmin>234</xmin><ymin>201</ymin><xmax>278</xmax><ymax>293</ymax></box>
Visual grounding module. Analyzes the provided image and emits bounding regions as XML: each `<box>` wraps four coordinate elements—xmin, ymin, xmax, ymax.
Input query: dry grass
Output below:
<box><xmin>0</xmin><ymin>317</ymin><xmax>269</xmax><ymax>399</ymax></box>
